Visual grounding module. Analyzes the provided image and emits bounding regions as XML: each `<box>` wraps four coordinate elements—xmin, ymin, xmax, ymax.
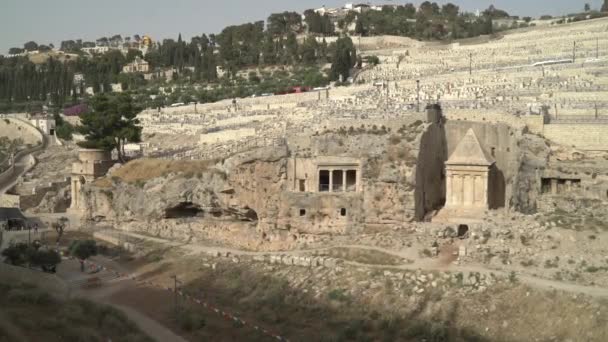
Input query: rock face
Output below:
<box><xmin>79</xmin><ymin>118</ymin><xmax>549</xmax><ymax>249</ymax></box>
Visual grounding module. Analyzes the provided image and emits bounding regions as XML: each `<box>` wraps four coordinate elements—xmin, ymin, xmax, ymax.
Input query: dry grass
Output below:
<box><xmin>94</xmin><ymin>158</ymin><xmax>217</xmax><ymax>186</ymax></box>
<box><xmin>326</xmin><ymin>247</ymin><xmax>405</xmax><ymax>265</ymax></box>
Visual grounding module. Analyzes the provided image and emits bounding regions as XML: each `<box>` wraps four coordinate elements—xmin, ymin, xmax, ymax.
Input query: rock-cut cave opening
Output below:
<box><xmin>165</xmin><ymin>202</ymin><xmax>204</xmax><ymax>219</ymax></box>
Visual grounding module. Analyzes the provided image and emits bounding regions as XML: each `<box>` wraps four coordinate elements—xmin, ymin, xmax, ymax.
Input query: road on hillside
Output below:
<box><xmin>0</xmin><ymin>134</ymin><xmax>48</xmax><ymax>194</ymax></box>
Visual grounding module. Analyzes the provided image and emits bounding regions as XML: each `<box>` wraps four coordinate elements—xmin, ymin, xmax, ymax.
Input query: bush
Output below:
<box><xmin>7</xmin><ymin>288</ymin><xmax>54</xmax><ymax>305</ymax></box>
<box><xmin>328</xmin><ymin>288</ymin><xmax>351</xmax><ymax>302</ymax></box>
<box><xmin>175</xmin><ymin>309</ymin><xmax>206</xmax><ymax>332</ymax></box>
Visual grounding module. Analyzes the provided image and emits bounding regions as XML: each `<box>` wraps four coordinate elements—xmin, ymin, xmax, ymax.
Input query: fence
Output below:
<box><xmin>546</xmin><ymin>114</ymin><xmax>608</xmax><ymax>124</ymax></box>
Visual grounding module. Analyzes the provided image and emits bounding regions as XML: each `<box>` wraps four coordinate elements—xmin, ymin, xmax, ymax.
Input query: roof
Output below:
<box><xmin>446</xmin><ymin>128</ymin><xmax>495</xmax><ymax>166</ymax></box>
<box><xmin>0</xmin><ymin>207</ymin><xmax>27</xmax><ymax>221</ymax></box>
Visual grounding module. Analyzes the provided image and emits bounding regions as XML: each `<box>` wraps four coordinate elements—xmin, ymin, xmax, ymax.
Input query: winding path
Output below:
<box><xmin>0</xmin><ymin>129</ymin><xmax>48</xmax><ymax>194</ymax></box>
<box><xmin>57</xmin><ymin>258</ymin><xmax>188</xmax><ymax>342</ymax></box>
<box><xmin>102</xmin><ymin>229</ymin><xmax>608</xmax><ymax>299</ymax></box>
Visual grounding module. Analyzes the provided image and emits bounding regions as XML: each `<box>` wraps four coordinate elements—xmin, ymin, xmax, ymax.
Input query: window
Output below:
<box><xmin>541</xmin><ymin>178</ymin><xmax>552</xmax><ymax>194</ymax></box>
<box><xmin>346</xmin><ymin>170</ymin><xmax>357</xmax><ymax>192</ymax></box>
<box><xmin>298</xmin><ymin>179</ymin><xmax>306</xmax><ymax>192</ymax></box>
<box><xmin>299</xmin><ymin>209</ymin><xmax>306</xmax><ymax>216</ymax></box>
<box><xmin>332</xmin><ymin>170</ymin><xmax>344</xmax><ymax>192</ymax></box>
<box><xmin>491</xmin><ymin>147</ymin><xmax>496</xmax><ymax>157</ymax></box>
<box><xmin>319</xmin><ymin>170</ymin><xmax>330</xmax><ymax>192</ymax></box>
<box><xmin>340</xmin><ymin>208</ymin><xmax>346</xmax><ymax>216</ymax></box>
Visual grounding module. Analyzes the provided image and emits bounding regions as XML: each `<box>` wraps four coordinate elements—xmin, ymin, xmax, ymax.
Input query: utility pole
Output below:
<box><xmin>595</xmin><ymin>102</ymin><xmax>598</xmax><ymax>119</ymax></box>
<box><xmin>597</xmin><ymin>37</ymin><xmax>599</xmax><ymax>59</ymax></box>
<box><xmin>171</xmin><ymin>275</ymin><xmax>180</xmax><ymax>315</ymax></box>
<box><xmin>573</xmin><ymin>41</ymin><xmax>577</xmax><ymax>63</ymax></box>
<box><xmin>416</xmin><ymin>80</ymin><xmax>421</xmax><ymax>112</ymax></box>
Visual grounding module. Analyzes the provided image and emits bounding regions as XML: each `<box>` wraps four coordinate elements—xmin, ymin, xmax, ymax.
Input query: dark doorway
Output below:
<box><xmin>165</xmin><ymin>202</ymin><xmax>203</xmax><ymax>218</ymax></box>
<box><xmin>340</xmin><ymin>208</ymin><xmax>346</xmax><ymax>216</ymax></box>
<box><xmin>346</xmin><ymin>170</ymin><xmax>357</xmax><ymax>192</ymax></box>
<box><xmin>457</xmin><ymin>224</ymin><xmax>469</xmax><ymax>239</ymax></box>
<box><xmin>319</xmin><ymin>170</ymin><xmax>330</xmax><ymax>192</ymax></box>
<box><xmin>299</xmin><ymin>209</ymin><xmax>306</xmax><ymax>217</ymax></box>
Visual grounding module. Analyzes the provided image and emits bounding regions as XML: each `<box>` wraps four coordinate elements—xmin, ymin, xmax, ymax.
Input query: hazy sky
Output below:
<box><xmin>0</xmin><ymin>0</ymin><xmax>604</xmax><ymax>53</ymax></box>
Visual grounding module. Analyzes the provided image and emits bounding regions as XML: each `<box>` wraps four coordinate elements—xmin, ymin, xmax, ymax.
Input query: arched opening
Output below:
<box><xmin>165</xmin><ymin>202</ymin><xmax>203</xmax><ymax>219</ymax></box>
<box><xmin>242</xmin><ymin>207</ymin><xmax>258</xmax><ymax>221</ymax></box>
<box><xmin>457</xmin><ymin>224</ymin><xmax>469</xmax><ymax>239</ymax></box>
<box><xmin>340</xmin><ymin>208</ymin><xmax>346</xmax><ymax>216</ymax></box>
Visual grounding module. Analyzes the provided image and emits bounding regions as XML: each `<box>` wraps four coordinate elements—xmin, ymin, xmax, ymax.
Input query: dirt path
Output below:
<box><xmin>108</xmin><ymin>229</ymin><xmax>608</xmax><ymax>299</ymax></box>
<box><xmin>57</xmin><ymin>258</ymin><xmax>188</xmax><ymax>342</ymax></box>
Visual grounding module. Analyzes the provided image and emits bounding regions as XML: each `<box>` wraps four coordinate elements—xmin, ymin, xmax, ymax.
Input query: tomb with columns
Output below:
<box><xmin>435</xmin><ymin>128</ymin><xmax>495</xmax><ymax>222</ymax></box>
<box><xmin>69</xmin><ymin>149</ymin><xmax>113</xmax><ymax>211</ymax></box>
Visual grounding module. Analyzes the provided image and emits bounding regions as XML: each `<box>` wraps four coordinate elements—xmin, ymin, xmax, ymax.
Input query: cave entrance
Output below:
<box><xmin>242</xmin><ymin>207</ymin><xmax>259</xmax><ymax>221</ymax></box>
<box><xmin>165</xmin><ymin>202</ymin><xmax>204</xmax><ymax>219</ymax></box>
<box><xmin>457</xmin><ymin>224</ymin><xmax>469</xmax><ymax>239</ymax></box>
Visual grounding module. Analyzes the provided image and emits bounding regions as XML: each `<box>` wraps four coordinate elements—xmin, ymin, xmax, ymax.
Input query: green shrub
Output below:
<box><xmin>176</xmin><ymin>309</ymin><xmax>206</xmax><ymax>332</ymax></box>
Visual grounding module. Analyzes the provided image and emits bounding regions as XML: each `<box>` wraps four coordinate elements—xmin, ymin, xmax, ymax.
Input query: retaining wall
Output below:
<box><xmin>543</xmin><ymin>124</ymin><xmax>608</xmax><ymax>151</ymax></box>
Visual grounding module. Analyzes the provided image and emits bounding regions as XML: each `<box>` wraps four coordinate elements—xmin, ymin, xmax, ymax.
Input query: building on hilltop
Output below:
<box><xmin>122</xmin><ymin>56</ymin><xmax>150</xmax><ymax>73</ymax></box>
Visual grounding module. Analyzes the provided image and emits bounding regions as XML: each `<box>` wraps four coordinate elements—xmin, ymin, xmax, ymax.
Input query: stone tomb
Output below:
<box><xmin>435</xmin><ymin>128</ymin><xmax>495</xmax><ymax>222</ymax></box>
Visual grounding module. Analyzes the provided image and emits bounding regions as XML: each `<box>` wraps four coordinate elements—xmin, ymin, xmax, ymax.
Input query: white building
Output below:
<box><xmin>122</xmin><ymin>56</ymin><xmax>150</xmax><ymax>73</ymax></box>
<box><xmin>81</xmin><ymin>46</ymin><xmax>110</xmax><ymax>55</ymax></box>
<box><xmin>30</xmin><ymin>116</ymin><xmax>56</xmax><ymax>136</ymax></box>
<box><xmin>111</xmin><ymin>83</ymin><xmax>123</xmax><ymax>93</ymax></box>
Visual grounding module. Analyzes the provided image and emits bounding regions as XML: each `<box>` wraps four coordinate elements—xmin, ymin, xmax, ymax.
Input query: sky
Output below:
<box><xmin>0</xmin><ymin>0</ymin><xmax>604</xmax><ymax>53</ymax></box>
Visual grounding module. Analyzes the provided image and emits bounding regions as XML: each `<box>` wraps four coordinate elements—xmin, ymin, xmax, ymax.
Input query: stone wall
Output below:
<box><xmin>543</xmin><ymin>123</ymin><xmax>608</xmax><ymax>151</ymax></box>
<box><xmin>0</xmin><ymin>117</ymin><xmax>44</xmax><ymax>146</ymax></box>
<box><xmin>415</xmin><ymin>122</ymin><xmax>448</xmax><ymax>220</ymax></box>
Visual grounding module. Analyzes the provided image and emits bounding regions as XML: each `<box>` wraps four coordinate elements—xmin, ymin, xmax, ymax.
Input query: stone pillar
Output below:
<box><xmin>550</xmin><ymin>179</ymin><xmax>558</xmax><ymax>195</ymax></box>
<box><xmin>342</xmin><ymin>170</ymin><xmax>347</xmax><ymax>192</ymax></box>
<box><xmin>566</xmin><ymin>180</ymin><xmax>572</xmax><ymax>192</ymax></box>
<box><xmin>483</xmin><ymin>173</ymin><xmax>489</xmax><ymax>207</ymax></box>
<box><xmin>463</xmin><ymin>175</ymin><xmax>473</xmax><ymax>206</ymax></box>
<box><xmin>329</xmin><ymin>169</ymin><xmax>334</xmax><ymax>193</ymax></box>
<box><xmin>446</xmin><ymin>173</ymin><xmax>453</xmax><ymax>206</ymax></box>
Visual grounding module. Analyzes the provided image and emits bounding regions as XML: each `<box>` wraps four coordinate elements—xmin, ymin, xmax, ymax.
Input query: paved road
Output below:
<box><xmin>0</xmin><ymin>133</ymin><xmax>48</xmax><ymax>194</ymax></box>
<box><xmin>0</xmin><ymin>158</ymin><xmax>28</xmax><ymax>194</ymax></box>
<box><xmin>103</xmin><ymin>229</ymin><xmax>608</xmax><ymax>299</ymax></box>
<box><xmin>57</xmin><ymin>258</ymin><xmax>188</xmax><ymax>342</ymax></box>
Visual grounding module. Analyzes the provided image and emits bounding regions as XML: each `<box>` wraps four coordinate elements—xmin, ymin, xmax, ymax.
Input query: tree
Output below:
<box><xmin>330</xmin><ymin>37</ymin><xmax>357</xmax><ymax>82</ymax></box>
<box><xmin>69</xmin><ymin>240</ymin><xmax>98</xmax><ymax>272</ymax></box>
<box><xmin>78</xmin><ymin>93</ymin><xmax>142</xmax><ymax>162</ymax></box>
<box><xmin>442</xmin><ymin>3</ymin><xmax>460</xmax><ymax>19</ymax></box>
<box><xmin>8</xmin><ymin>47</ymin><xmax>23</xmax><ymax>55</ymax></box>
<box><xmin>1</xmin><ymin>243</ymin><xmax>30</xmax><ymax>265</ymax></box>
<box><xmin>29</xmin><ymin>249</ymin><xmax>61</xmax><ymax>273</ymax></box>
<box><xmin>603</xmin><ymin>0</ymin><xmax>608</xmax><ymax>12</ymax></box>
<box><xmin>355</xmin><ymin>16</ymin><xmax>367</xmax><ymax>36</ymax></box>
<box><xmin>267</xmin><ymin>11</ymin><xmax>302</xmax><ymax>36</ymax></box>
<box><xmin>23</xmin><ymin>41</ymin><xmax>39</xmax><ymax>51</ymax></box>
<box><xmin>585</xmin><ymin>3</ymin><xmax>591</xmax><ymax>12</ymax></box>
